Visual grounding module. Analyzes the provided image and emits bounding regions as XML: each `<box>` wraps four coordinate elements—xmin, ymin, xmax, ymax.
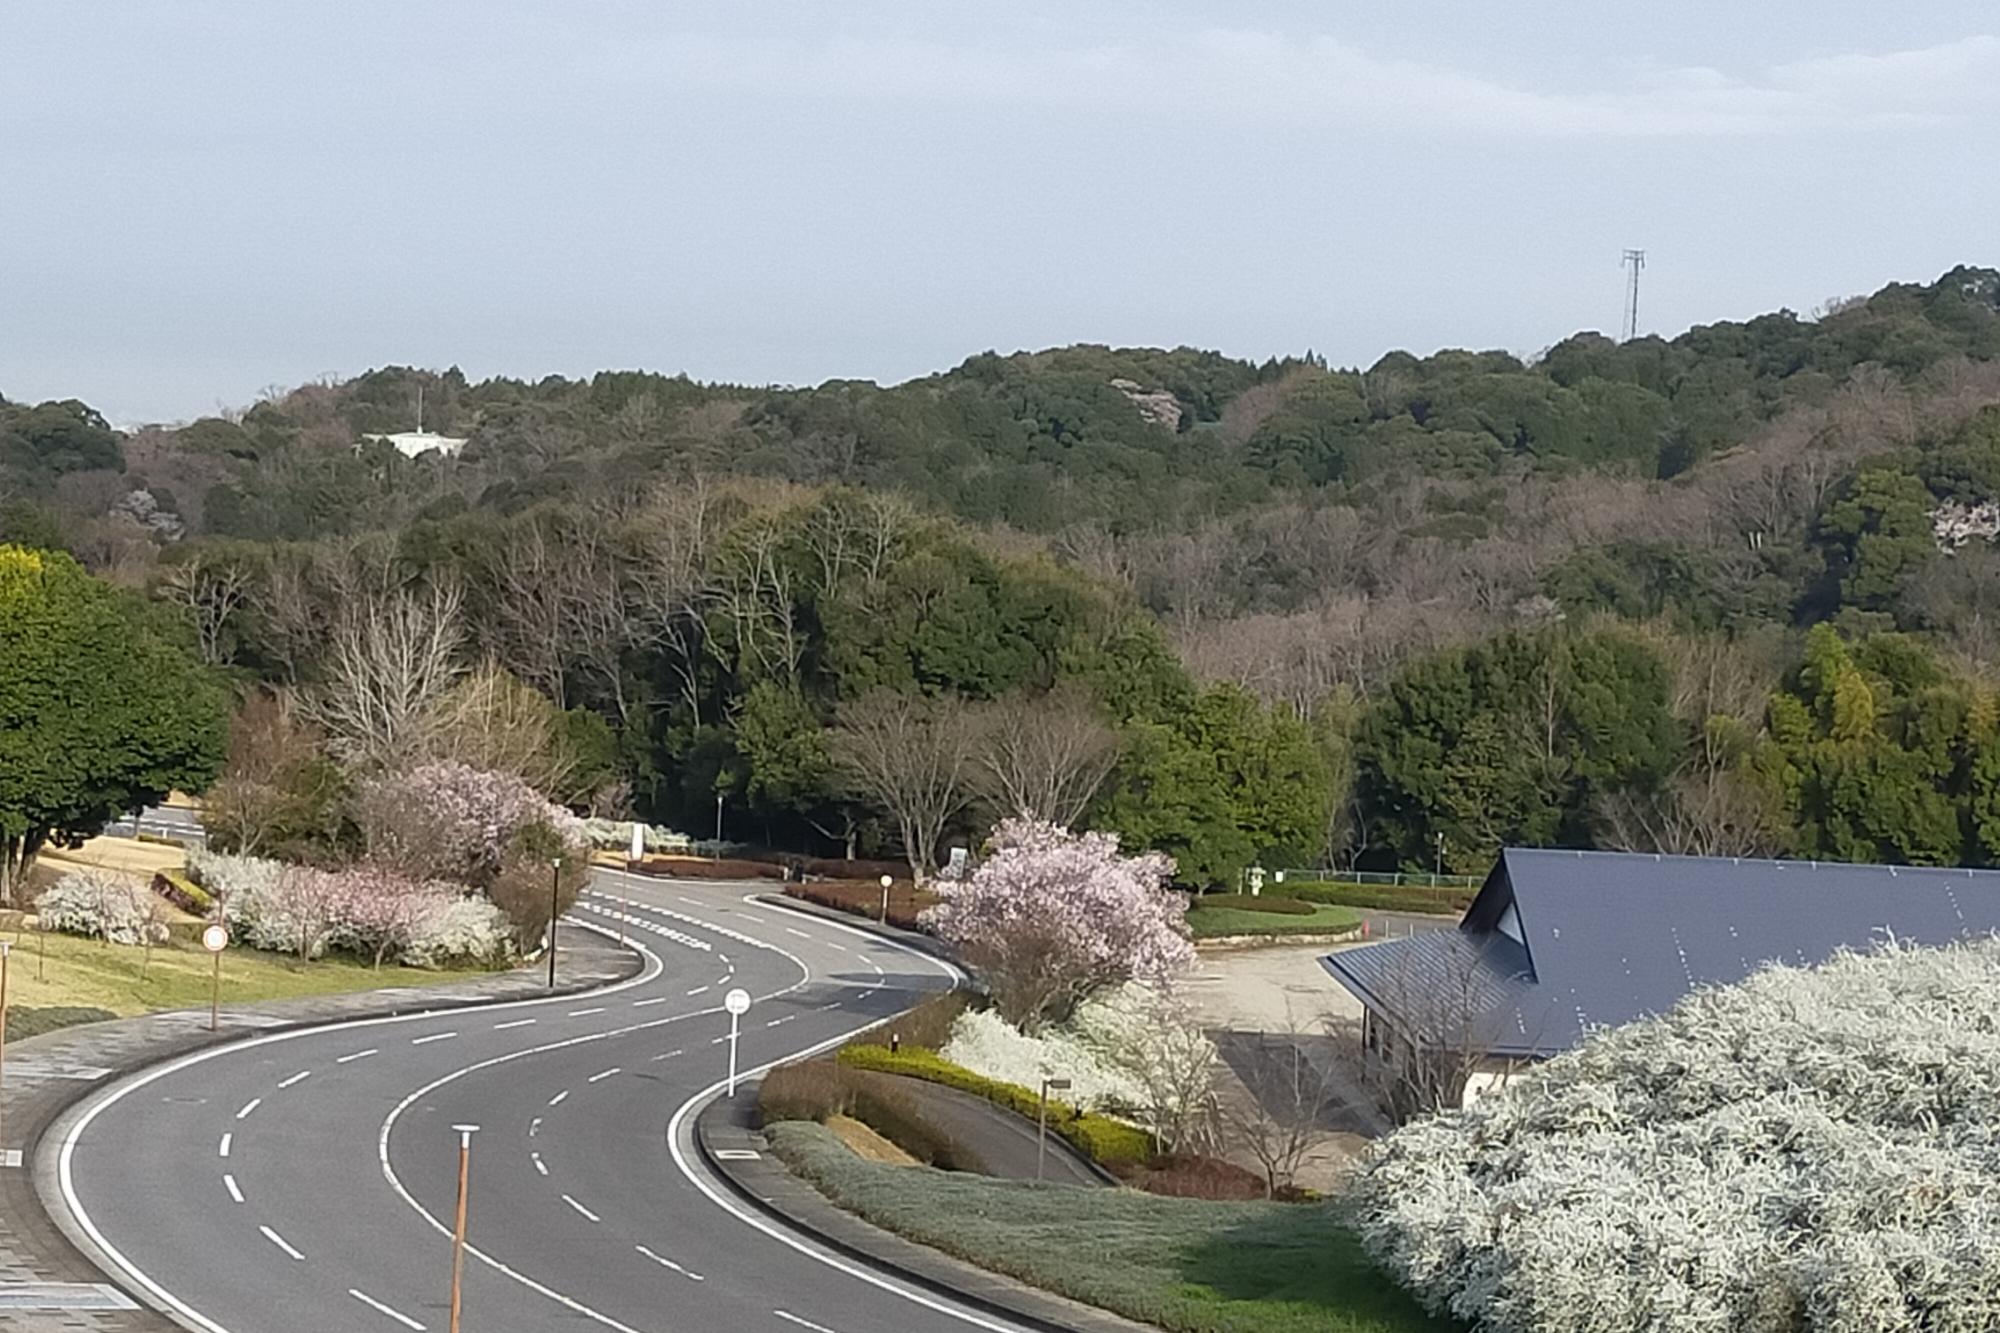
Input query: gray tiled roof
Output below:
<box><xmin>1324</xmin><ymin>848</ymin><xmax>2000</xmax><ymax>1059</ymax></box>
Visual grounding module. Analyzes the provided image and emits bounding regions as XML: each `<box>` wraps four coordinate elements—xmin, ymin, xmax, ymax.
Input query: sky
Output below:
<box><xmin>4</xmin><ymin>2</ymin><xmax>1997</xmax><ymax>425</ymax></box>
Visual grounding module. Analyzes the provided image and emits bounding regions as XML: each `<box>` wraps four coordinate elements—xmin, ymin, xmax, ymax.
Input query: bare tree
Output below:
<box><xmin>304</xmin><ymin>582</ymin><xmax>466</xmax><ymax>769</ymax></box>
<box><xmin>156</xmin><ymin>551</ymin><xmax>253</xmax><ymax>666</ymax></box>
<box><xmin>204</xmin><ymin>690</ymin><xmax>343</xmax><ymax>858</ymax></box>
<box><xmin>967</xmin><ymin>686</ymin><xmax>1119</xmax><ymax>827</ymax></box>
<box><xmin>627</xmin><ymin>478</ymin><xmax>723</xmax><ymax>727</ymax></box>
<box><xmin>830</xmin><ymin>691</ymin><xmax>974</xmax><ymax>881</ymax></box>
<box><xmin>1218</xmin><ymin>1024</ymin><xmax>1342</xmax><ymax>1198</ymax></box>
<box><xmin>417</xmin><ymin>661</ymin><xmax>591</xmax><ymax>802</ymax></box>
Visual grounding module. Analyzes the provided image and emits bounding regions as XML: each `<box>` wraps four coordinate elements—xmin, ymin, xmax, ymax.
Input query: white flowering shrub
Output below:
<box><xmin>35</xmin><ymin>872</ymin><xmax>167</xmax><ymax>945</ymax></box>
<box><xmin>404</xmin><ymin>896</ymin><xmax>516</xmax><ymax>969</ymax></box>
<box><xmin>581</xmin><ymin>818</ymin><xmax>690</xmax><ymax>854</ymax></box>
<box><xmin>942</xmin><ymin>1006</ymin><xmax>1147</xmax><ymax>1112</ymax></box>
<box><xmin>185</xmin><ymin>849</ymin><xmax>285</xmax><ymax>918</ymax></box>
<box><xmin>1349</xmin><ymin>938</ymin><xmax>2000</xmax><ymax>1333</ymax></box>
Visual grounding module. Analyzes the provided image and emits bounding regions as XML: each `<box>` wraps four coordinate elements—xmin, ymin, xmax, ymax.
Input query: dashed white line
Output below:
<box><xmin>218</xmin><ymin>1133</ymin><xmax>232</xmax><ymax>1158</ymax></box>
<box><xmin>587</xmin><ymin>1068</ymin><xmax>621</xmax><ymax>1084</ymax></box>
<box><xmin>825</xmin><ymin>941</ymin><xmax>848</xmax><ymax>952</ymax></box>
<box><xmin>223</xmin><ymin>1173</ymin><xmax>243</xmax><ymax>1204</ymax></box>
<box><xmin>259</xmin><ymin>1225</ymin><xmax>305</xmax><ymax>1261</ymax></box>
<box><xmin>349</xmin><ymin>1287</ymin><xmax>427</xmax><ymax>1330</ymax></box>
<box><xmin>686</xmin><ymin>986</ymin><xmax>709</xmax><ymax>996</ymax></box>
<box><xmin>709</xmin><ymin>1035</ymin><xmax>731</xmax><ymax>1045</ymax></box>
<box><xmin>568</xmin><ymin>1007</ymin><xmax>606</xmax><ymax>1017</ymax></box>
<box><xmin>766</xmin><ymin>1016</ymin><xmax>795</xmax><ymax>1028</ymax></box>
<box><xmin>411</xmin><ymin>1032</ymin><xmax>457</xmax><ymax>1046</ymax></box>
<box><xmin>548</xmin><ymin>1090</ymin><xmax>570</xmax><ymax>1106</ymax></box>
<box><xmin>560</xmin><ymin>1193</ymin><xmax>601</xmax><ymax>1223</ymax></box>
<box><xmin>337</xmin><ymin>1048</ymin><xmax>379</xmax><ymax>1064</ymax></box>
<box><xmin>235</xmin><ymin>1098</ymin><xmax>262</xmax><ymax>1120</ymax></box>
<box><xmin>529</xmin><ymin>1116</ymin><xmax>543</xmax><ymax>1136</ymax></box>
<box><xmin>785</xmin><ymin>928</ymin><xmax>813</xmax><ymax>940</ymax></box>
<box><xmin>493</xmin><ymin>1018</ymin><xmax>537</xmax><ymax>1030</ymax></box>
<box><xmin>532</xmin><ymin>1153</ymin><xmax>548</xmax><ymax>1176</ymax></box>
<box><xmin>676</xmin><ymin>896</ymin><xmax>702</xmax><ymax>906</ymax></box>
<box><xmin>735</xmin><ymin>912</ymin><xmax>765</xmax><ymax>923</ymax></box>
<box><xmin>278</xmin><ymin>1070</ymin><xmax>312</xmax><ymax>1089</ymax></box>
<box><xmin>634</xmin><ymin>1244</ymin><xmax>704</xmax><ymax>1280</ymax></box>
<box><xmin>774</xmin><ymin>1312</ymin><xmax>841</xmax><ymax>1333</ymax></box>
<box><xmin>631</xmin><ymin>996</ymin><xmax>670</xmax><ymax>1007</ymax></box>
<box><xmin>651</xmin><ymin>1050</ymin><xmax>683</xmax><ymax>1061</ymax></box>
<box><xmin>815</xmin><ymin>1002</ymin><xmax>842</xmax><ymax>1013</ymax></box>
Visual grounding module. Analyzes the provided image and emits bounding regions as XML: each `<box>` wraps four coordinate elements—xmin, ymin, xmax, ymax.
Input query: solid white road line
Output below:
<box><xmin>259</xmin><ymin>1225</ymin><xmax>305</xmax><ymax>1261</ymax></box>
<box><xmin>568</xmin><ymin>1007</ymin><xmax>606</xmax><ymax>1017</ymax></box>
<box><xmin>493</xmin><ymin>1018</ymin><xmax>537</xmax><ymax>1030</ymax></box>
<box><xmin>349</xmin><ymin>1288</ymin><xmax>427</xmax><ymax>1330</ymax></box>
<box><xmin>548</xmin><ymin>1090</ymin><xmax>570</xmax><ymax>1106</ymax></box>
<box><xmin>411</xmin><ymin>1032</ymin><xmax>457</xmax><ymax>1046</ymax></box>
<box><xmin>336</xmin><ymin>1049</ymin><xmax>379</xmax><ymax>1064</ymax></box>
<box><xmin>235</xmin><ymin>1098</ymin><xmax>261</xmax><ymax>1120</ymax></box>
<box><xmin>634</xmin><ymin>1244</ymin><xmax>703</xmax><ymax>1280</ymax></box>
<box><xmin>277</xmin><ymin>1071</ymin><xmax>311</xmax><ymax>1089</ymax></box>
<box><xmin>218</xmin><ymin>1133</ymin><xmax>232</xmax><ymax>1158</ymax></box>
<box><xmin>587</xmin><ymin>1068</ymin><xmax>621</xmax><ymax>1083</ymax></box>
<box><xmin>774</xmin><ymin>1311</ymin><xmax>842</xmax><ymax>1333</ymax></box>
<box><xmin>222</xmin><ymin>1174</ymin><xmax>243</xmax><ymax>1204</ymax></box>
<box><xmin>560</xmin><ymin>1194</ymin><xmax>601</xmax><ymax>1223</ymax></box>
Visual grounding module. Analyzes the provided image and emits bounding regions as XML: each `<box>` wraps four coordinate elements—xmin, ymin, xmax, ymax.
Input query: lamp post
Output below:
<box><xmin>1036</xmin><ymin>1076</ymin><xmax>1071</xmax><ymax>1183</ymax></box>
<box><xmin>546</xmin><ymin>858</ymin><xmax>562</xmax><ymax>990</ymax></box>
<box><xmin>878</xmin><ymin>874</ymin><xmax>893</xmax><ymax>925</ymax></box>
<box><xmin>448</xmin><ymin>1124</ymin><xmax>479</xmax><ymax>1333</ymax></box>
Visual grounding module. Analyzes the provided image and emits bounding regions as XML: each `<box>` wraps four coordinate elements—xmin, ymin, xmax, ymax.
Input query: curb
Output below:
<box><xmin>693</xmin><ymin>1094</ymin><xmax>1155</xmax><ymax>1333</ymax></box>
<box><xmin>1195</xmin><ymin>925</ymin><xmax>1366</xmax><ymax>950</ymax></box>
<box><xmin>17</xmin><ymin>923</ymin><xmax>645</xmax><ymax>1329</ymax></box>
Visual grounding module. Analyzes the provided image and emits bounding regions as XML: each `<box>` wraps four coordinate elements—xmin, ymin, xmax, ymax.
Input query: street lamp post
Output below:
<box><xmin>878</xmin><ymin>873</ymin><xmax>893</xmax><ymax>925</ymax></box>
<box><xmin>1036</xmin><ymin>1076</ymin><xmax>1071</xmax><ymax>1183</ymax></box>
<box><xmin>546</xmin><ymin>858</ymin><xmax>562</xmax><ymax>990</ymax></box>
<box><xmin>448</xmin><ymin>1124</ymin><xmax>479</xmax><ymax>1333</ymax></box>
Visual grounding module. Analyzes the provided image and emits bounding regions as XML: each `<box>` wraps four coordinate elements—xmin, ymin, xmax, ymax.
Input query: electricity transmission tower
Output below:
<box><xmin>1621</xmin><ymin>248</ymin><xmax>1646</xmax><ymax>341</ymax></box>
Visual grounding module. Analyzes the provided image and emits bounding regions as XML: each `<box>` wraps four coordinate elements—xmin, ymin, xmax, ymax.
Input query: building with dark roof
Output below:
<box><xmin>1322</xmin><ymin>847</ymin><xmax>2000</xmax><ymax>1110</ymax></box>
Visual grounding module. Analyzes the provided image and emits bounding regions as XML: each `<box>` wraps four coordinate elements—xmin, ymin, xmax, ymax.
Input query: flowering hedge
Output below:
<box><xmin>37</xmin><ymin>872</ymin><xmax>167</xmax><ymax>945</ymax></box>
<box><xmin>1349</xmin><ymin>938</ymin><xmax>2000</xmax><ymax>1333</ymax></box>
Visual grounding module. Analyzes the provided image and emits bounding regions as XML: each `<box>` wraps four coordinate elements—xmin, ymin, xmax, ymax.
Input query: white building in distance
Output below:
<box><xmin>363</xmin><ymin>430</ymin><xmax>467</xmax><ymax>459</ymax></box>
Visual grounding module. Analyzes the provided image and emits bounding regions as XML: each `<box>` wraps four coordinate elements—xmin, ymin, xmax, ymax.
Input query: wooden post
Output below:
<box><xmin>449</xmin><ymin>1126</ymin><xmax>477</xmax><ymax>1333</ymax></box>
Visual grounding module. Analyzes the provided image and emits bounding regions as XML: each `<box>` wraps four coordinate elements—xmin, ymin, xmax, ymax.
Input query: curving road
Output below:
<box><xmin>48</xmin><ymin>873</ymin><xmax>1033</xmax><ymax>1333</ymax></box>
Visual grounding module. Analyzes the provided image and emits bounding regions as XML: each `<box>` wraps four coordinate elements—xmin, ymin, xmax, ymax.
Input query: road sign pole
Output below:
<box><xmin>448</xmin><ymin>1125</ymin><xmax>479</xmax><ymax>1333</ymax></box>
<box><xmin>210</xmin><ymin>950</ymin><xmax>220</xmax><ymax>1032</ymax></box>
<box><xmin>723</xmin><ymin>988</ymin><xmax>752</xmax><ymax>1097</ymax></box>
<box><xmin>726</xmin><ymin>1011</ymin><xmax>740</xmax><ymax>1098</ymax></box>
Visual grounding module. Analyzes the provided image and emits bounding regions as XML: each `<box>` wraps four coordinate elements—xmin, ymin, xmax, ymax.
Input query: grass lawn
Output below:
<box><xmin>0</xmin><ymin>923</ymin><xmax>462</xmax><ymax>1037</ymax></box>
<box><xmin>1187</xmin><ymin>902</ymin><xmax>1363</xmax><ymax>940</ymax></box>
<box><xmin>766</xmin><ymin>1120</ymin><xmax>1455</xmax><ymax>1333</ymax></box>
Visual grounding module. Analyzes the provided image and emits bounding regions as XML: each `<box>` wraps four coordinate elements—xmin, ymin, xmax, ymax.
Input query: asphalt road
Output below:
<box><xmin>51</xmin><ymin>871</ymin><xmax>1035</xmax><ymax>1333</ymax></box>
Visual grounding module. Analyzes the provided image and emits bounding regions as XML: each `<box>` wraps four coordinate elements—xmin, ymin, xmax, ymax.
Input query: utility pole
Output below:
<box><xmin>1622</xmin><ymin>248</ymin><xmax>1646</xmax><ymax>342</ymax></box>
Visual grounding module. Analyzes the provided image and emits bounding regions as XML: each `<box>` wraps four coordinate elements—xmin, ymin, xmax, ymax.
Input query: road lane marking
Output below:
<box><xmin>259</xmin><ymin>1225</ymin><xmax>305</xmax><ymax>1261</ymax></box>
<box><xmin>411</xmin><ymin>1032</ymin><xmax>457</xmax><ymax>1046</ymax></box>
<box><xmin>337</xmin><ymin>1049</ymin><xmax>379</xmax><ymax>1064</ymax></box>
<box><xmin>774</xmin><ymin>1312</ymin><xmax>841</xmax><ymax>1333</ymax></box>
<box><xmin>587</xmin><ymin>1068</ymin><xmax>621</xmax><ymax>1083</ymax></box>
<box><xmin>651</xmin><ymin>1050</ymin><xmax>683</xmax><ymax>1061</ymax></box>
<box><xmin>218</xmin><ymin>1133</ymin><xmax>231</xmax><ymax>1158</ymax></box>
<box><xmin>529</xmin><ymin>1117</ymin><xmax>542</xmax><ymax>1136</ymax></box>
<box><xmin>560</xmin><ymin>1194</ymin><xmax>601</xmax><ymax>1223</ymax></box>
<box><xmin>815</xmin><ymin>1002</ymin><xmax>841</xmax><ymax>1013</ymax></box>
<box><xmin>349</xmin><ymin>1288</ymin><xmax>427</xmax><ymax>1330</ymax></box>
<box><xmin>785</xmin><ymin>928</ymin><xmax>812</xmax><ymax>940</ymax></box>
<box><xmin>222</xmin><ymin>1174</ymin><xmax>243</xmax><ymax>1204</ymax></box>
<box><xmin>493</xmin><ymin>1018</ymin><xmax>537</xmax><ymax>1030</ymax></box>
<box><xmin>235</xmin><ymin>1098</ymin><xmax>261</xmax><ymax>1120</ymax></box>
<box><xmin>735</xmin><ymin>912</ymin><xmax>765</xmax><ymax>923</ymax></box>
<box><xmin>631</xmin><ymin>997</ymin><xmax>669</xmax><ymax>1007</ymax></box>
<box><xmin>685</xmin><ymin>986</ymin><xmax>709</xmax><ymax>996</ymax></box>
<box><xmin>676</xmin><ymin>896</ymin><xmax>702</xmax><ymax>906</ymax></box>
<box><xmin>766</xmin><ymin>1016</ymin><xmax>795</xmax><ymax>1028</ymax></box>
<box><xmin>709</xmin><ymin>1035</ymin><xmax>730</xmax><ymax>1045</ymax></box>
<box><xmin>532</xmin><ymin>1153</ymin><xmax>548</xmax><ymax>1176</ymax></box>
<box><xmin>277</xmin><ymin>1071</ymin><xmax>311</xmax><ymax>1089</ymax></box>
<box><xmin>548</xmin><ymin>1090</ymin><xmax>570</xmax><ymax>1106</ymax></box>
<box><xmin>634</xmin><ymin>1244</ymin><xmax>703</xmax><ymax>1280</ymax></box>
<box><xmin>825</xmin><ymin>942</ymin><xmax>847</xmax><ymax>952</ymax></box>
<box><xmin>567</xmin><ymin>1007</ymin><xmax>605</xmax><ymax>1017</ymax></box>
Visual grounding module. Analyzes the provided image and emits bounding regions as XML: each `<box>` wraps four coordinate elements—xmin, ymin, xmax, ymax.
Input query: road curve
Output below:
<box><xmin>50</xmin><ymin>873</ymin><xmax>1032</xmax><ymax>1333</ymax></box>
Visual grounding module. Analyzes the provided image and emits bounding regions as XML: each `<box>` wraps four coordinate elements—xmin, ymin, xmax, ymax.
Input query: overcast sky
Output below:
<box><xmin>5</xmin><ymin>3</ymin><xmax>1996</xmax><ymax>424</ymax></box>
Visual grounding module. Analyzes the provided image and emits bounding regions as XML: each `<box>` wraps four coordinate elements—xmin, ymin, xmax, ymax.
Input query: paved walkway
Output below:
<box><xmin>867</xmin><ymin>1074</ymin><xmax>1109</xmax><ymax>1187</ymax></box>
<box><xmin>0</xmin><ymin>923</ymin><xmax>635</xmax><ymax>1330</ymax></box>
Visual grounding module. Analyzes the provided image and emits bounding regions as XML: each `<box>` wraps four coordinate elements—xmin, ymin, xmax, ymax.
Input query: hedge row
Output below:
<box><xmin>1190</xmin><ymin>893</ymin><xmax>1316</xmax><ymax>916</ymax></box>
<box><xmin>758</xmin><ymin>1059</ymin><xmax>988</xmax><ymax>1172</ymax></box>
<box><xmin>151</xmin><ymin>869</ymin><xmax>214</xmax><ymax>916</ymax></box>
<box><xmin>783</xmin><ymin>880</ymin><xmax>938</xmax><ymax>930</ymax></box>
<box><xmin>629</xmin><ymin>856</ymin><xmax>785</xmax><ymax>881</ymax></box>
<box><xmin>838</xmin><ymin>1044</ymin><xmax>1151</xmax><ymax>1167</ymax></box>
<box><xmin>1267</xmin><ymin>880</ymin><xmax>1473</xmax><ymax>915</ymax></box>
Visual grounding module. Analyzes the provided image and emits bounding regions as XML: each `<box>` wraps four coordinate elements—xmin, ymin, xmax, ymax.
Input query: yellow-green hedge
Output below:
<box><xmin>838</xmin><ymin>1044</ymin><xmax>1152</xmax><ymax>1167</ymax></box>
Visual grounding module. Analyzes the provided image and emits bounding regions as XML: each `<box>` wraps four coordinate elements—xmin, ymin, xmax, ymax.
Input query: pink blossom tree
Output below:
<box><xmin>922</xmin><ymin>819</ymin><xmax>1193</xmax><ymax>1031</ymax></box>
<box><xmin>340</xmin><ymin>867</ymin><xmax>450</xmax><ymax>968</ymax></box>
<box><xmin>357</xmin><ymin>761</ymin><xmax>586</xmax><ymax>891</ymax></box>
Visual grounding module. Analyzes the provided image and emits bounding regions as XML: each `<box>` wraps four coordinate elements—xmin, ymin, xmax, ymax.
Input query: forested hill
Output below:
<box><xmin>7</xmin><ymin>263</ymin><xmax>2000</xmax><ymax>879</ymax></box>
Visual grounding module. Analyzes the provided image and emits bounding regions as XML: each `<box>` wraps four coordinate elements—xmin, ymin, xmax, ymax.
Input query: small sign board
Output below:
<box><xmin>723</xmin><ymin>987</ymin><xmax>751</xmax><ymax>1016</ymax></box>
<box><xmin>201</xmin><ymin>923</ymin><xmax>229</xmax><ymax>954</ymax></box>
<box><xmin>630</xmin><ymin>821</ymin><xmax>645</xmax><ymax>862</ymax></box>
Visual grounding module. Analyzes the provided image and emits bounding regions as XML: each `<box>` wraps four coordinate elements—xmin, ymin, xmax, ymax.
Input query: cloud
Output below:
<box><xmin>648</xmin><ymin>29</ymin><xmax>2000</xmax><ymax>138</ymax></box>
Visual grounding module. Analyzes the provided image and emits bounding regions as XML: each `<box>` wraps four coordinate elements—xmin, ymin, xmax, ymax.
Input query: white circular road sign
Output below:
<box><xmin>723</xmin><ymin>987</ymin><xmax>751</xmax><ymax>1017</ymax></box>
<box><xmin>201</xmin><ymin>923</ymin><xmax>230</xmax><ymax>954</ymax></box>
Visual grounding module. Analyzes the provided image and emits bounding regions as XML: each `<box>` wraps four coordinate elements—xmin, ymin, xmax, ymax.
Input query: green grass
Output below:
<box><xmin>766</xmin><ymin>1121</ymin><xmax>1455</xmax><ymax>1333</ymax></box>
<box><xmin>1187</xmin><ymin>902</ymin><xmax>1363</xmax><ymax>939</ymax></box>
<box><xmin>0</xmin><ymin>926</ymin><xmax>476</xmax><ymax>1038</ymax></box>
<box><xmin>1268</xmin><ymin>881</ymin><xmax>1472</xmax><ymax>916</ymax></box>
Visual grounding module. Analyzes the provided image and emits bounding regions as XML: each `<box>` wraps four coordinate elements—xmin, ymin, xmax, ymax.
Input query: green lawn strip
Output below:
<box><xmin>765</xmin><ymin>1121</ymin><xmax>1454</xmax><ymax>1333</ymax></box>
<box><xmin>838</xmin><ymin>1044</ymin><xmax>1152</xmax><ymax>1165</ymax></box>
<box><xmin>1187</xmin><ymin>903</ymin><xmax>1362</xmax><ymax>939</ymax></box>
<box><xmin>1266</xmin><ymin>881</ymin><xmax>1471</xmax><ymax>916</ymax></box>
<box><xmin>0</xmin><ymin>929</ymin><xmax>477</xmax><ymax>1036</ymax></box>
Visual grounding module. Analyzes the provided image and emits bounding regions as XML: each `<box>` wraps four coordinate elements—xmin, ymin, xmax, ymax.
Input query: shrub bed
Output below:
<box><xmin>842</xmin><ymin>991</ymin><xmax>968</xmax><ymax>1052</ymax></box>
<box><xmin>152</xmin><ymin>869</ymin><xmax>214</xmax><ymax>916</ymax></box>
<box><xmin>784</xmin><ymin>879</ymin><xmax>936</xmax><ymax>929</ymax></box>
<box><xmin>629</xmin><ymin>855</ymin><xmax>784</xmax><ymax>881</ymax></box>
<box><xmin>1186</xmin><ymin>902</ymin><xmax>1362</xmax><ymax>940</ymax></box>
<box><xmin>758</xmin><ymin>1059</ymin><xmax>987</xmax><ymax>1172</ymax></box>
<box><xmin>1267</xmin><ymin>880</ymin><xmax>1472</xmax><ymax>915</ymax></box>
<box><xmin>1191</xmin><ymin>893</ymin><xmax>1316</xmax><ymax>915</ymax></box>
<box><xmin>838</xmin><ymin>1044</ymin><xmax>1151</xmax><ymax>1167</ymax></box>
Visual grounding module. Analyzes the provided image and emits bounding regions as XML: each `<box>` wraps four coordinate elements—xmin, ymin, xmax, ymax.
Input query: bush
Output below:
<box><xmin>631</xmin><ymin>855</ymin><xmax>784</xmax><ymax>881</ymax></box>
<box><xmin>758</xmin><ymin>1059</ymin><xmax>986</xmax><ymax>1171</ymax></box>
<box><xmin>36</xmin><ymin>872</ymin><xmax>167</xmax><ymax>945</ymax></box>
<box><xmin>784</xmin><ymin>879</ymin><xmax>935</xmax><ymax>928</ymax></box>
<box><xmin>1267</xmin><ymin>880</ymin><xmax>1472</xmax><ymax>915</ymax></box>
<box><xmin>186</xmin><ymin>849</ymin><xmax>286</xmax><ymax>911</ymax></box>
<box><xmin>1123</xmin><ymin>1154</ymin><xmax>1276</xmax><ymax>1202</ymax></box>
<box><xmin>1191</xmin><ymin>893</ymin><xmax>1315</xmax><ymax>916</ymax></box>
<box><xmin>843</xmin><ymin>991</ymin><xmax>967</xmax><ymax>1052</ymax></box>
<box><xmin>151</xmin><ymin>869</ymin><xmax>214</xmax><ymax>916</ymax></box>
<box><xmin>941</xmin><ymin>1006</ymin><xmax>1146</xmax><ymax>1113</ymax></box>
<box><xmin>838</xmin><ymin>1044</ymin><xmax>1152</xmax><ymax>1167</ymax></box>
<box><xmin>1351</xmin><ymin>938</ymin><xmax>2000</xmax><ymax>1333</ymax></box>
<box><xmin>404</xmin><ymin>895</ymin><xmax>515</xmax><ymax>969</ymax></box>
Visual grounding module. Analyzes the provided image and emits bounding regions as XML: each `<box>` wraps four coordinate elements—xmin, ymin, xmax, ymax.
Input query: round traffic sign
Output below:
<box><xmin>723</xmin><ymin>987</ymin><xmax>751</xmax><ymax>1016</ymax></box>
<box><xmin>201</xmin><ymin>923</ymin><xmax>229</xmax><ymax>953</ymax></box>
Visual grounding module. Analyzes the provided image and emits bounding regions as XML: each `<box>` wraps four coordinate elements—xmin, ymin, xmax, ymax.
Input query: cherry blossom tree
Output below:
<box><xmin>922</xmin><ymin>819</ymin><xmax>1193</xmax><ymax>1031</ymax></box>
<box><xmin>356</xmin><ymin>761</ymin><xmax>586</xmax><ymax>890</ymax></box>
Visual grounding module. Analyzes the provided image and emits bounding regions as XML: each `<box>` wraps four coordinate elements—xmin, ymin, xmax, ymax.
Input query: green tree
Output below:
<box><xmin>0</xmin><ymin>546</ymin><xmax>227</xmax><ymax>902</ymax></box>
<box><xmin>1819</xmin><ymin>467</ymin><xmax>1937</xmax><ymax>612</ymax></box>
